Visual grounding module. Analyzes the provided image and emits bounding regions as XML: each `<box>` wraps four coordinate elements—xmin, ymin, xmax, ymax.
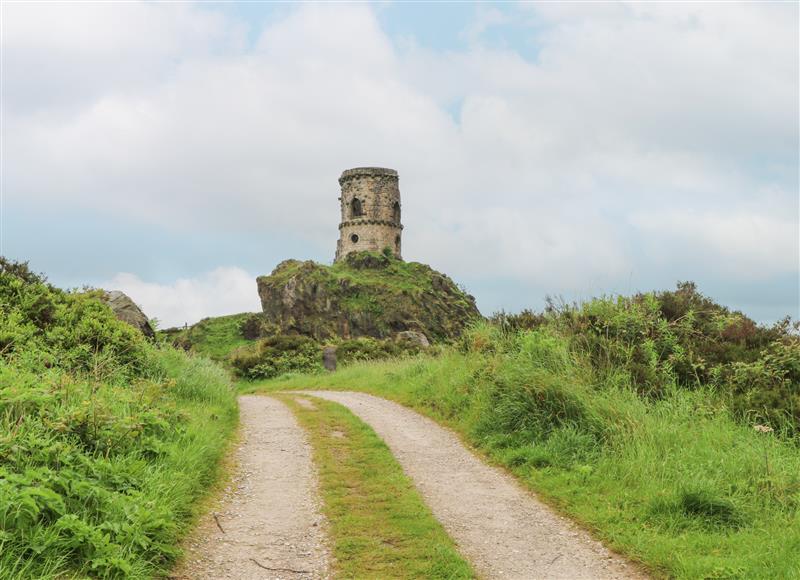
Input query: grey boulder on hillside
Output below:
<box><xmin>395</xmin><ymin>330</ymin><xmax>430</xmax><ymax>348</ymax></box>
<box><xmin>103</xmin><ymin>290</ymin><xmax>155</xmax><ymax>339</ymax></box>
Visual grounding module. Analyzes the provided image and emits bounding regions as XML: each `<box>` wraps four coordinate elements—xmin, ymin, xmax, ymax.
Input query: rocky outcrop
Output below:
<box><xmin>256</xmin><ymin>252</ymin><xmax>481</xmax><ymax>342</ymax></box>
<box><xmin>103</xmin><ymin>291</ymin><xmax>155</xmax><ymax>339</ymax></box>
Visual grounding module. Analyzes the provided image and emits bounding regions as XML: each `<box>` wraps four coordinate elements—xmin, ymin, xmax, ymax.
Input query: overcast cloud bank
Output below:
<box><xmin>4</xmin><ymin>2</ymin><xmax>798</xmax><ymax>325</ymax></box>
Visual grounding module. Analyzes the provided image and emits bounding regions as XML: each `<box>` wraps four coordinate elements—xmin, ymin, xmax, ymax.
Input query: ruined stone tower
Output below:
<box><xmin>335</xmin><ymin>167</ymin><xmax>403</xmax><ymax>262</ymax></box>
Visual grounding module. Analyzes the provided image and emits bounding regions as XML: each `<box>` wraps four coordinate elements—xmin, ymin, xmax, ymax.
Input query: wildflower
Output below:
<box><xmin>753</xmin><ymin>424</ymin><xmax>774</xmax><ymax>433</ymax></box>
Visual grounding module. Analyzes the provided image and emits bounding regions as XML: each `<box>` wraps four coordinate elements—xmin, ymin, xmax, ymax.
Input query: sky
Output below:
<box><xmin>2</xmin><ymin>1</ymin><xmax>798</xmax><ymax>328</ymax></box>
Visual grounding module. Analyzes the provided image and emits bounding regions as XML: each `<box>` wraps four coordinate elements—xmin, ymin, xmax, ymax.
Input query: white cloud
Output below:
<box><xmin>413</xmin><ymin>205</ymin><xmax>628</xmax><ymax>289</ymax></box>
<box><xmin>630</xmin><ymin>195</ymin><xmax>799</xmax><ymax>280</ymax></box>
<box><xmin>4</xmin><ymin>1</ymin><xmax>798</xmax><ymax>319</ymax></box>
<box><xmin>3</xmin><ymin>2</ymin><xmax>243</xmax><ymax>115</ymax></box>
<box><xmin>101</xmin><ymin>268</ymin><xmax>261</xmax><ymax>328</ymax></box>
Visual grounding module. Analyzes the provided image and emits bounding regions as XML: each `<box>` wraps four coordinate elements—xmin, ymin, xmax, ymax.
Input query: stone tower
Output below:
<box><xmin>335</xmin><ymin>167</ymin><xmax>403</xmax><ymax>262</ymax></box>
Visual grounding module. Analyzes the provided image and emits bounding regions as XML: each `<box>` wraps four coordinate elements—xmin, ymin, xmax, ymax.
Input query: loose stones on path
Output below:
<box><xmin>175</xmin><ymin>396</ymin><xmax>330</xmax><ymax>580</ymax></box>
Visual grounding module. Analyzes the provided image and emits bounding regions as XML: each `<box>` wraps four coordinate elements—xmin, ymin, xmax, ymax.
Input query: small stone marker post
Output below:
<box><xmin>323</xmin><ymin>346</ymin><xmax>337</xmax><ymax>372</ymax></box>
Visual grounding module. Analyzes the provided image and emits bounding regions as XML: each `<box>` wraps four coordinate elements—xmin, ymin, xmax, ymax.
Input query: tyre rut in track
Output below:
<box><xmin>175</xmin><ymin>395</ymin><xmax>330</xmax><ymax>580</ymax></box>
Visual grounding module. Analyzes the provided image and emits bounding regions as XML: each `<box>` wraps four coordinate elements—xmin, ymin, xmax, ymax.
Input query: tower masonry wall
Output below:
<box><xmin>335</xmin><ymin>167</ymin><xmax>403</xmax><ymax>261</ymax></box>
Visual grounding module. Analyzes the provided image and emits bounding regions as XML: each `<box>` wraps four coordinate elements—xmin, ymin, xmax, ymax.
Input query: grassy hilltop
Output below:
<box><xmin>257</xmin><ymin>284</ymin><xmax>800</xmax><ymax>579</ymax></box>
<box><xmin>0</xmin><ymin>259</ymin><xmax>238</xmax><ymax>578</ymax></box>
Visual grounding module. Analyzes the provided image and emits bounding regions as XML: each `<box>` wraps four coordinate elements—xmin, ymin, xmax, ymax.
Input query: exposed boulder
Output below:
<box><xmin>103</xmin><ymin>291</ymin><xmax>155</xmax><ymax>339</ymax></box>
<box><xmin>256</xmin><ymin>252</ymin><xmax>481</xmax><ymax>342</ymax></box>
<box><xmin>395</xmin><ymin>330</ymin><xmax>430</xmax><ymax>348</ymax></box>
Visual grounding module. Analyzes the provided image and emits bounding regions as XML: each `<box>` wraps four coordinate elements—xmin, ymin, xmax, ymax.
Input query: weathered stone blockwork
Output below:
<box><xmin>335</xmin><ymin>167</ymin><xmax>403</xmax><ymax>262</ymax></box>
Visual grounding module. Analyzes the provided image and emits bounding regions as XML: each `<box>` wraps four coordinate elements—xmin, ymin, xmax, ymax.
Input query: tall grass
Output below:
<box><xmin>261</xmin><ymin>324</ymin><xmax>800</xmax><ymax>578</ymax></box>
<box><xmin>0</xmin><ymin>348</ymin><xmax>238</xmax><ymax>579</ymax></box>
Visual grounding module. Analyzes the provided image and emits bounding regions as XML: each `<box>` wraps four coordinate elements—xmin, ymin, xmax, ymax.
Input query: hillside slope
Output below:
<box><xmin>0</xmin><ymin>259</ymin><xmax>238</xmax><ymax>578</ymax></box>
<box><xmin>166</xmin><ymin>312</ymin><xmax>254</xmax><ymax>362</ymax></box>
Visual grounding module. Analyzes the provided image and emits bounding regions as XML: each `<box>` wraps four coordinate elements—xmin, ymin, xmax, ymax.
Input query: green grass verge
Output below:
<box><xmin>253</xmin><ymin>346</ymin><xmax>800</xmax><ymax>579</ymax></box>
<box><xmin>0</xmin><ymin>260</ymin><xmax>241</xmax><ymax>578</ymax></box>
<box><xmin>0</xmin><ymin>349</ymin><xmax>239</xmax><ymax>579</ymax></box>
<box><xmin>280</xmin><ymin>395</ymin><xmax>473</xmax><ymax>579</ymax></box>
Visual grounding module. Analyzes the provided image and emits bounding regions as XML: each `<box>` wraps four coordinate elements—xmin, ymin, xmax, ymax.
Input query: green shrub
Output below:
<box><xmin>518</xmin><ymin>282</ymin><xmax>800</xmax><ymax>431</ymax></box>
<box><xmin>231</xmin><ymin>334</ymin><xmax>428</xmax><ymax>380</ymax></box>
<box><xmin>164</xmin><ymin>313</ymin><xmax>253</xmax><ymax>363</ymax></box>
<box><xmin>489</xmin><ymin>309</ymin><xmax>546</xmax><ymax>333</ymax></box>
<box><xmin>0</xmin><ymin>262</ymin><xmax>149</xmax><ymax>379</ymax></box>
<box><xmin>238</xmin><ymin>312</ymin><xmax>277</xmax><ymax>340</ymax></box>
<box><xmin>336</xmin><ymin>336</ymin><xmax>424</xmax><ymax>366</ymax></box>
<box><xmin>230</xmin><ymin>335</ymin><xmax>323</xmax><ymax>379</ymax></box>
<box><xmin>721</xmin><ymin>339</ymin><xmax>800</xmax><ymax>432</ymax></box>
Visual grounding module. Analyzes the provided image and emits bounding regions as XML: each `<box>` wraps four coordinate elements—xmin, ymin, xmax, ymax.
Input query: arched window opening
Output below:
<box><xmin>351</xmin><ymin>234</ymin><xmax>360</xmax><ymax>244</ymax></box>
<box><xmin>395</xmin><ymin>235</ymin><xmax>401</xmax><ymax>253</ymax></box>
<box><xmin>392</xmin><ymin>202</ymin><xmax>401</xmax><ymax>224</ymax></box>
<box><xmin>350</xmin><ymin>198</ymin><xmax>364</xmax><ymax>218</ymax></box>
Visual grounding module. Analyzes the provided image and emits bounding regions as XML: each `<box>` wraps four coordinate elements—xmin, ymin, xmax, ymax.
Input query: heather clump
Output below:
<box><xmin>500</xmin><ymin>282</ymin><xmax>799</xmax><ymax>432</ymax></box>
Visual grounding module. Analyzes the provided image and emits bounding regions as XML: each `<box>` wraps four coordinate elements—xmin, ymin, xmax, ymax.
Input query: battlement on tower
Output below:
<box><xmin>339</xmin><ymin>167</ymin><xmax>398</xmax><ymax>183</ymax></box>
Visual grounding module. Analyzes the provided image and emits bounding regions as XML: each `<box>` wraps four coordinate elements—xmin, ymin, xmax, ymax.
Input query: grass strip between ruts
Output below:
<box><xmin>279</xmin><ymin>394</ymin><xmax>474</xmax><ymax>580</ymax></box>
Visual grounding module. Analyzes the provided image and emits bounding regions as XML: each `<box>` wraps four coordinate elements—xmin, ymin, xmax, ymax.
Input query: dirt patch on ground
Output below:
<box><xmin>294</xmin><ymin>398</ymin><xmax>318</xmax><ymax>411</ymax></box>
<box><xmin>174</xmin><ymin>396</ymin><xmax>330</xmax><ymax>579</ymax></box>
<box><xmin>301</xmin><ymin>391</ymin><xmax>646</xmax><ymax>580</ymax></box>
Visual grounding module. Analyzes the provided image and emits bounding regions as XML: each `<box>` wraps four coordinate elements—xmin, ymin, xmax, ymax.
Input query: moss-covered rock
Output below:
<box><xmin>256</xmin><ymin>252</ymin><xmax>481</xmax><ymax>342</ymax></box>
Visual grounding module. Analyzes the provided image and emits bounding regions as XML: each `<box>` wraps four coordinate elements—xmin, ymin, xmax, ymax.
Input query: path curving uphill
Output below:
<box><xmin>301</xmin><ymin>391</ymin><xmax>645</xmax><ymax>580</ymax></box>
<box><xmin>175</xmin><ymin>396</ymin><xmax>330</xmax><ymax>580</ymax></box>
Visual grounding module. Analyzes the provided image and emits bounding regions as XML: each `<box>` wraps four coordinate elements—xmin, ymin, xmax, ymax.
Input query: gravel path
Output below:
<box><xmin>301</xmin><ymin>390</ymin><xmax>645</xmax><ymax>580</ymax></box>
<box><xmin>175</xmin><ymin>396</ymin><xmax>330</xmax><ymax>580</ymax></box>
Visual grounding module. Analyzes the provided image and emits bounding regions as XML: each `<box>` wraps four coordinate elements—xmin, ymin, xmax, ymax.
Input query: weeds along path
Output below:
<box><xmin>175</xmin><ymin>396</ymin><xmax>330</xmax><ymax>579</ymax></box>
<box><xmin>301</xmin><ymin>391</ymin><xmax>645</xmax><ymax>580</ymax></box>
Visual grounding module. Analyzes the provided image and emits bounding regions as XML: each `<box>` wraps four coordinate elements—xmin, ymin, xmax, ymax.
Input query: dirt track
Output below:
<box><xmin>177</xmin><ymin>392</ymin><xmax>645</xmax><ymax>579</ymax></box>
<box><xmin>302</xmin><ymin>391</ymin><xmax>644</xmax><ymax>580</ymax></box>
<box><xmin>175</xmin><ymin>396</ymin><xmax>330</xmax><ymax>579</ymax></box>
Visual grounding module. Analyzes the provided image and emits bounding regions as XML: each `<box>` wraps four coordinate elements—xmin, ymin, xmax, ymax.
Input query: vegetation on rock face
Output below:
<box><xmin>259</xmin><ymin>283</ymin><xmax>800</xmax><ymax>578</ymax></box>
<box><xmin>0</xmin><ymin>259</ymin><xmax>238</xmax><ymax>578</ymax></box>
<box><xmin>165</xmin><ymin>252</ymin><xmax>478</xmax><ymax>378</ymax></box>
<box><xmin>256</xmin><ymin>251</ymin><xmax>481</xmax><ymax>342</ymax></box>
